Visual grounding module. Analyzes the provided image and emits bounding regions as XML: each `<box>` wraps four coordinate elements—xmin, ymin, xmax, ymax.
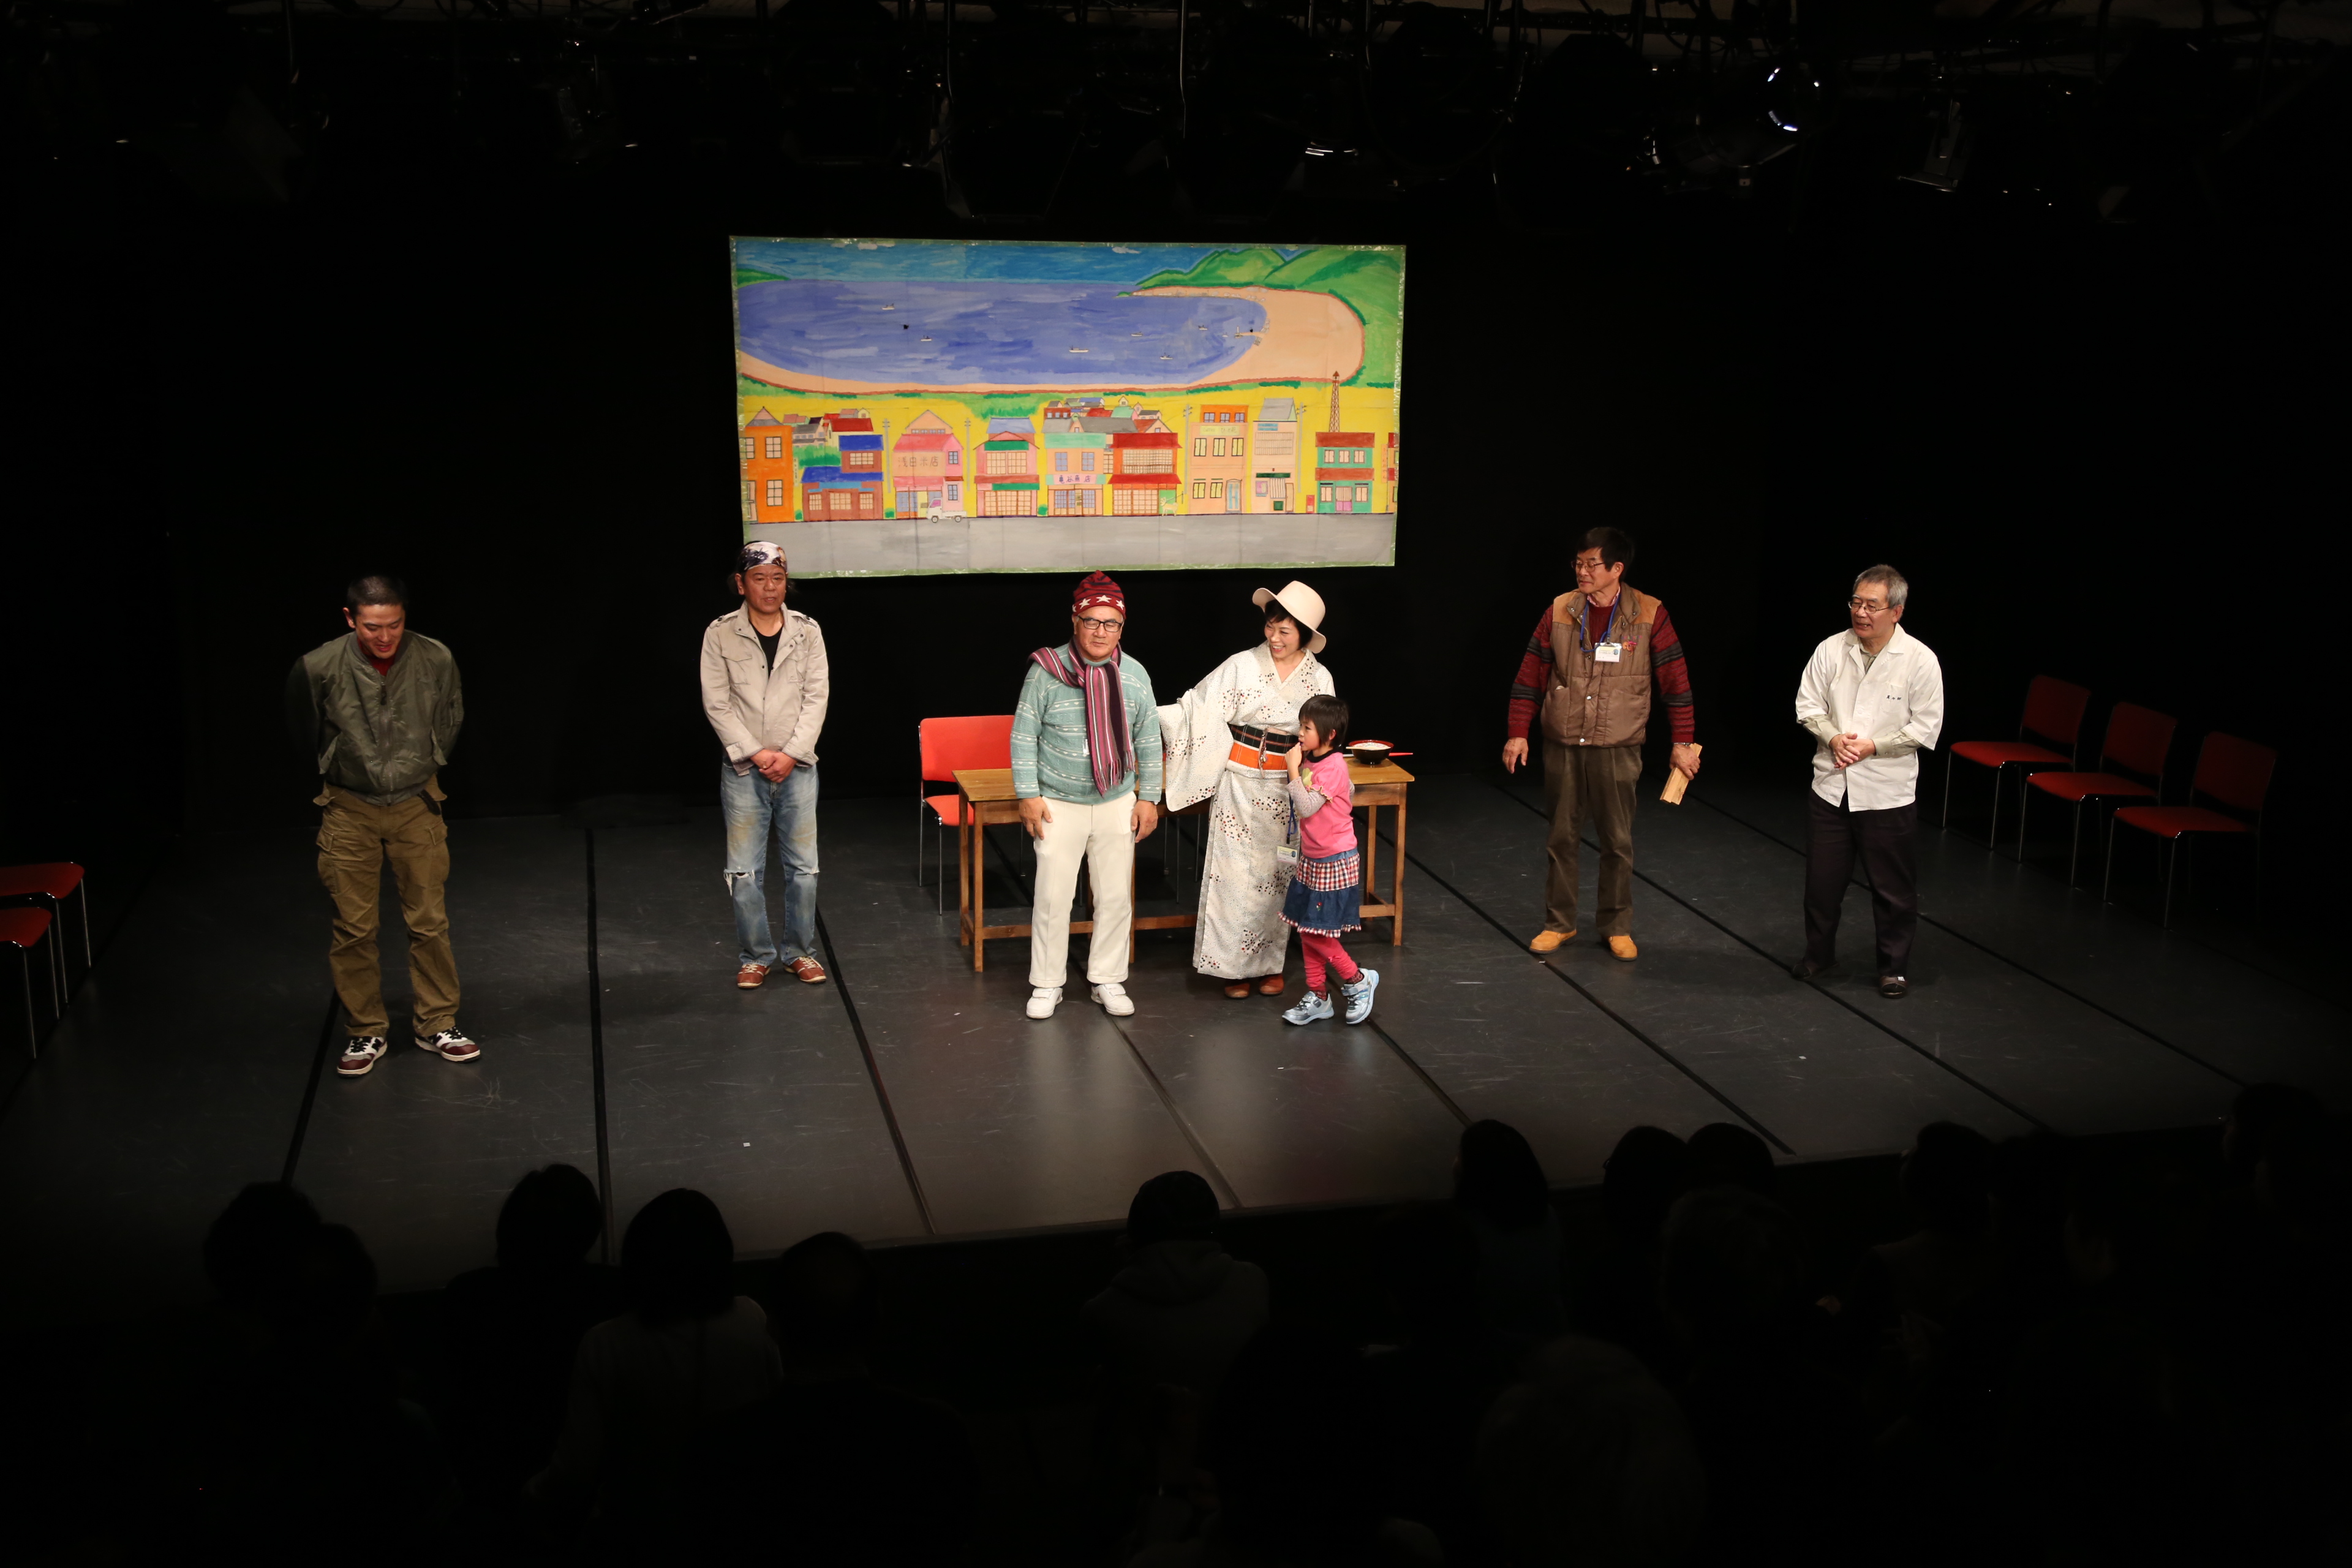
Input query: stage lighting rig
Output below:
<box><xmin>1662</xmin><ymin>55</ymin><xmax>1821</xmax><ymax>194</ymax></box>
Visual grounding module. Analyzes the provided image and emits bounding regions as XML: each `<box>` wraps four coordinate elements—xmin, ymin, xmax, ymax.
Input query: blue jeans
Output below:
<box><xmin>720</xmin><ymin>761</ymin><xmax>820</xmax><ymax>968</ymax></box>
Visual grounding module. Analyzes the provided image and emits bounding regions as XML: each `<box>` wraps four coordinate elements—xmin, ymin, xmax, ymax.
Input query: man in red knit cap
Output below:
<box><xmin>1502</xmin><ymin>527</ymin><xmax>1700</xmax><ymax>961</ymax></box>
<box><xmin>1011</xmin><ymin>571</ymin><xmax>1163</xmax><ymax>1020</ymax></box>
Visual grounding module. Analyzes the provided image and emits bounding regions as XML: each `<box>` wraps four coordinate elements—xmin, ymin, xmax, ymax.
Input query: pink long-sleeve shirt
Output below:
<box><xmin>1287</xmin><ymin>752</ymin><xmax>1359</xmax><ymax>858</ymax></box>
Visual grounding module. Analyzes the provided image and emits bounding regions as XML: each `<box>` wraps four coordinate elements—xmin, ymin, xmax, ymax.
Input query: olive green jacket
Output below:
<box><xmin>286</xmin><ymin>632</ymin><xmax>466</xmax><ymax>805</ymax></box>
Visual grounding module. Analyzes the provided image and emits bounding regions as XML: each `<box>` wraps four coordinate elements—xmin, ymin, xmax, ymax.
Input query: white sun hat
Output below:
<box><xmin>1252</xmin><ymin>579</ymin><xmax>1328</xmax><ymax>654</ymax></box>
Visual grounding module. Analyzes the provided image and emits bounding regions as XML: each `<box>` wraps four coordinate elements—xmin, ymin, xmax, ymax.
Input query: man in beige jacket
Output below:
<box><xmin>700</xmin><ymin>540</ymin><xmax>830</xmax><ymax>989</ymax></box>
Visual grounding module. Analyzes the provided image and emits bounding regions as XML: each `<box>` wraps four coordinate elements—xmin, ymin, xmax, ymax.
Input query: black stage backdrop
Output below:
<box><xmin>4</xmin><ymin>156</ymin><xmax>2340</xmax><ymax>937</ymax></box>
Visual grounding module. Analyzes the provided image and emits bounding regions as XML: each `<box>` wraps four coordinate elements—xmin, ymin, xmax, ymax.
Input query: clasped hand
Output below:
<box><xmin>752</xmin><ymin>748</ymin><xmax>796</xmax><ymax>783</ymax></box>
<box><xmin>1830</xmin><ymin>733</ymin><xmax>1877</xmax><ymax>770</ymax></box>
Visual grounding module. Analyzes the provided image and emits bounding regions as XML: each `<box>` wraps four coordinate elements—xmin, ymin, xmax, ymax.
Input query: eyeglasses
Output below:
<box><xmin>1076</xmin><ymin>616</ymin><xmax>1126</xmax><ymax>634</ymax></box>
<box><xmin>1846</xmin><ymin>598</ymin><xmax>1893</xmax><ymax>614</ymax></box>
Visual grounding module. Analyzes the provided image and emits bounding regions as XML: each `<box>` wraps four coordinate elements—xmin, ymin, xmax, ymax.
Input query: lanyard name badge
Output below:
<box><xmin>1589</xmin><ymin>596</ymin><xmax>1624</xmax><ymax>663</ymax></box>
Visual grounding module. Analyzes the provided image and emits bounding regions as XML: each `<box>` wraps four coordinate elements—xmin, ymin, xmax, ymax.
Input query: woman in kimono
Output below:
<box><xmin>1158</xmin><ymin>581</ymin><xmax>1336</xmax><ymax>998</ymax></box>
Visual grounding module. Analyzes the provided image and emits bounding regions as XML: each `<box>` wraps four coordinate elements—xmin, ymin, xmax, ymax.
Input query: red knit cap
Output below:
<box><xmin>1073</xmin><ymin>571</ymin><xmax>1126</xmax><ymax>615</ymax></box>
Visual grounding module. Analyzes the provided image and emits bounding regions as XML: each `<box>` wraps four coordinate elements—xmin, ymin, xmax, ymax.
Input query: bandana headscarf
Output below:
<box><xmin>738</xmin><ymin>539</ymin><xmax>788</xmax><ymax>573</ymax></box>
<box><xmin>1030</xmin><ymin>571</ymin><xmax>1133</xmax><ymax>796</ymax></box>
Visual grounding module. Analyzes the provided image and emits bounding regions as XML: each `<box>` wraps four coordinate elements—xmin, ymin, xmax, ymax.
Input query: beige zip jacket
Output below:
<box><xmin>699</xmin><ymin>606</ymin><xmax>829</xmax><ymax>772</ymax></box>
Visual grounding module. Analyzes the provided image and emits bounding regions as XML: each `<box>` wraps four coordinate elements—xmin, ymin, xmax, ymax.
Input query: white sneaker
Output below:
<box><xmin>1025</xmin><ymin>986</ymin><xmax>1063</xmax><ymax>1019</ymax></box>
<box><xmin>337</xmin><ymin>1036</ymin><xmax>390</xmax><ymax>1077</ymax></box>
<box><xmin>1090</xmin><ymin>982</ymin><xmax>1134</xmax><ymax>1017</ymax></box>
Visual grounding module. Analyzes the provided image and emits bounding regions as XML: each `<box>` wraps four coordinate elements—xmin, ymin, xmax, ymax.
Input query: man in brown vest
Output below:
<box><xmin>1502</xmin><ymin>528</ymin><xmax>1701</xmax><ymax>959</ymax></box>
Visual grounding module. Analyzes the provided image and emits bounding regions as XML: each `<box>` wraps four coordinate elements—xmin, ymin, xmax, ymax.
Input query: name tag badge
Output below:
<box><xmin>1594</xmin><ymin>641</ymin><xmax>1624</xmax><ymax>664</ymax></box>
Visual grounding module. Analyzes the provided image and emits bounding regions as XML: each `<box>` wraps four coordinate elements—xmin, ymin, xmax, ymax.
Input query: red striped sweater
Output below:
<box><xmin>1506</xmin><ymin>597</ymin><xmax>1695</xmax><ymax>745</ymax></box>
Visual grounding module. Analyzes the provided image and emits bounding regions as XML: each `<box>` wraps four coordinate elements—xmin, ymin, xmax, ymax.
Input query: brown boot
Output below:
<box><xmin>1257</xmin><ymin>973</ymin><xmax>1286</xmax><ymax>996</ymax></box>
<box><xmin>1529</xmin><ymin>930</ymin><xmax>1575</xmax><ymax>954</ymax></box>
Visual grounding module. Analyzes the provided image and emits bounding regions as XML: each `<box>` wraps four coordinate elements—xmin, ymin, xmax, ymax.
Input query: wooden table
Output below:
<box><xmin>953</xmin><ymin>760</ymin><xmax>1414</xmax><ymax>972</ymax></box>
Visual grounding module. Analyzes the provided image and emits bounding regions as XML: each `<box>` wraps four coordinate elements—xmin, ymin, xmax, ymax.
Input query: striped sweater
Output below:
<box><xmin>1012</xmin><ymin>650</ymin><xmax>1164</xmax><ymax>805</ymax></box>
<box><xmin>1506</xmin><ymin>597</ymin><xmax>1695</xmax><ymax>744</ymax></box>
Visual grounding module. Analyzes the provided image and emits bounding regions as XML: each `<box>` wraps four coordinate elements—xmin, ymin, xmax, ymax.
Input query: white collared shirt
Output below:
<box><xmin>1795</xmin><ymin>624</ymin><xmax>1945</xmax><ymax>810</ymax></box>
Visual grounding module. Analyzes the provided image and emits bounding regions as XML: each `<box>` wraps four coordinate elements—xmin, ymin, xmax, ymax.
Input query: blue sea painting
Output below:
<box><xmin>735</xmin><ymin>281</ymin><xmax>1269</xmax><ymax>388</ymax></box>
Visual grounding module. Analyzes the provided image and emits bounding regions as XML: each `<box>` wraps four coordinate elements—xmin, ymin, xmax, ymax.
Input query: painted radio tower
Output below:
<box><xmin>1327</xmin><ymin>371</ymin><xmax>1341</xmax><ymax>432</ymax></box>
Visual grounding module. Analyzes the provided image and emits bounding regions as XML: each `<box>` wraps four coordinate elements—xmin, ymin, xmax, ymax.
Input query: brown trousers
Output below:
<box><xmin>317</xmin><ymin>785</ymin><xmax>459</xmax><ymax>1041</ymax></box>
<box><xmin>1542</xmin><ymin>741</ymin><xmax>1643</xmax><ymax>938</ymax></box>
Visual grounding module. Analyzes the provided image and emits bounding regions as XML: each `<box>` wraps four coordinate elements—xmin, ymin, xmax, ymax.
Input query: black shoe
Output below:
<box><xmin>1790</xmin><ymin>959</ymin><xmax>1830</xmax><ymax>981</ymax></box>
<box><xmin>1878</xmin><ymin>975</ymin><xmax>1909</xmax><ymax>999</ymax></box>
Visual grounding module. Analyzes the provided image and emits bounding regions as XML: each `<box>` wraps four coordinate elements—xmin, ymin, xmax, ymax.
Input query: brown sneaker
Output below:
<box><xmin>784</xmin><ymin>956</ymin><xmax>828</xmax><ymax>985</ymax></box>
<box><xmin>1257</xmin><ymin>973</ymin><xmax>1286</xmax><ymax>996</ymax></box>
<box><xmin>737</xmin><ymin>963</ymin><xmax>770</xmax><ymax>989</ymax></box>
<box><xmin>1529</xmin><ymin>930</ymin><xmax>1575</xmax><ymax>954</ymax></box>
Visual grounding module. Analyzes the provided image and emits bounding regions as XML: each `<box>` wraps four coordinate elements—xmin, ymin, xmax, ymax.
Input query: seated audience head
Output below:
<box><xmin>622</xmin><ymin>1188</ymin><xmax>737</xmax><ymax>1327</ymax></box>
<box><xmin>1683</xmin><ymin>1121</ymin><xmax>1776</xmax><ymax>1199</ymax></box>
<box><xmin>1902</xmin><ymin>1121</ymin><xmax>1995</xmax><ymax>1237</ymax></box>
<box><xmin>1373</xmin><ymin>1202</ymin><xmax>1482</xmax><ymax>1336</ymax></box>
<box><xmin>1478</xmin><ymin>1335</ymin><xmax>1706</xmax><ymax>1568</ymax></box>
<box><xmin>1126</xmin><ymin>1169</ymin><xmax>1221</xmax><ymax>1250</ymax></box>
<box><xmin>204</xmin><ymin>1182</ymin><xmax>325</xmax><ymax>1313</ymax></box>
<box><xmin>1992</xmin><ymin>1130</ymin><xmax>2078</xmax><ymax>1284</ymax></box>
<box><xmin>768</xmin><ymin>1231</ymin><xmax>878</xmax><ymax>1354</ymax></box>
<box><xmin>1660</xmin><ymin>1186</ymin><xmax>1808</xmax><ymax>1351</ymax></box>
<box><xmin>1200</xmin><ymin>1325</ymin><xmax>1384</xmax><ymax>1559</ymax></box>
<box><xmin>496</xmin><ymin>1163</ymin><xmax>606</xmax><ymax>1269</ymax></box>
<box><xmin>2224</xmin><ymin>1082</ymin><xmax>2327</xmax><ymax>1182</ymax></box>
<box><xmin>1456</xmin><ymin>1119</ymin><xmax>1553</xmax><ymax>1234</ymax></box>
<box><xmin>1602</xmin><ymin>1126</ymin><xmax>1687</xmax><ymax>1250</ymax></box>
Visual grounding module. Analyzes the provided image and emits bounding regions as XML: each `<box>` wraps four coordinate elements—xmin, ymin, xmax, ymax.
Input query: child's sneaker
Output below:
<box><xmin>1339</xmin><ymin>968</ymin><xmax>1379</xmax><ymax>1025</ymax></box>
<box><xmin>1281</xmin><ymin>990</ymin><xmax>1334</xmax><ymax>1026</ymax></box>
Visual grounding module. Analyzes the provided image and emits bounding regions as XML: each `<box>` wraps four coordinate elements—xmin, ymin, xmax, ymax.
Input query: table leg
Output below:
<box><xmin>1390</xmin><ymin>799</ymin><xmax>1408</xmax><ymax>945</ymax></box>
<box><xmin>972</xmin><ymin>820</ymin><xmax>987</xmax><ymax>972</ymax></box>
<box><xmin>1362</xmin><ymin>804</ymin><xmax>1378</xmax><ymax>929</ymax></box>
<box><xmin>957</xmin><ymin>809</ymin><xmax>972</xmax><ymax>947</ymax></box>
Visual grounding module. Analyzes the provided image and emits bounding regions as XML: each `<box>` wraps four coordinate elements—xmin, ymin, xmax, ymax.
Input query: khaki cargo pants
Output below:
<box><xmin>317</xmin><ymin>782</ymin><xmax>459</xmax><ymax>1042</ymax></box>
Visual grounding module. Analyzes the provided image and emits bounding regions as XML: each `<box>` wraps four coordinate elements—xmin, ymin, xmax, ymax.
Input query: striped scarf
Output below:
<box><xmin>1029</xmin><ymin>643</ymin><xmax>1133</xmax><ymax>797</ymax></box>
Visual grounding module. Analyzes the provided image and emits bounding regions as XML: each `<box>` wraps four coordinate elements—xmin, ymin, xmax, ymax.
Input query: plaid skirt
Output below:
<box><xmin>1281</xmin><ymin>849</ymin><xmax>1362</xmax><ymax>937</ymax></box>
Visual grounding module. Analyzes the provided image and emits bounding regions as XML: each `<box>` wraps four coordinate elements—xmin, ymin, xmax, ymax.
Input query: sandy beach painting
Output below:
<box><xmin>732</xmin><ymin>237</ymin><xmax>1404</xmax><ymax>578</ymax></box>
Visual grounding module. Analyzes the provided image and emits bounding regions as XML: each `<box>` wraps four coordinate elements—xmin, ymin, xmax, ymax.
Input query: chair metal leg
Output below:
<box><xmin>1988</xmin><ymin>764</ymin><xmax>2004</xmax><ymax>850</ymax></box>
<box><xmin>75</xmin><ymin>881</ymin><xmax>92</xmax><ymax>970</ymax></box>
<box><xmin>2160</xmin><ymin>839</ymin><xmax>2177</xmax><ymax>929</ymax></box>
<box><xmin>2067</xmin><ymin>801</ymin><xmax>2086</xmax><ymax>888</ymax></box>
<box><xmin>13</xmin><ymin>949</ymin><xmax>32</xmax><ymax>1060</ymax></box>
<box><xmin>2015</xmin><ymin>785</ymin><xmax>2032</xmax><ymax>863</ymax></box>
<box><xmin>937</xmin><ymin>821</ymin><xmax>948</xmax><ymax>913</ymax></box>
<box><xmin>1941</xmin><ymin>751</ymin><xmax>1954</xmax><ymax>829</ymax></box>
<box><xmin>2103</xmin><ymin>813</ymin><xmax>2120</xmax><ymax>903</ymax></box>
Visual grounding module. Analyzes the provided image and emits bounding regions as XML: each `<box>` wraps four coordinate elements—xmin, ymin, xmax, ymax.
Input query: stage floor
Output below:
<box><xmin>4</xmin><ymin>771</ymin><xmax>2343</xmax><ymax>1321</ymax></box>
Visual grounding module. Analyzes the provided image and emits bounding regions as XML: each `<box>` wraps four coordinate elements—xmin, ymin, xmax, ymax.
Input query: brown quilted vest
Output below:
<box><xmin>1540</xmin><ymin>588</ymin><xmax>1657</xmax><ymax>748</ymax></box>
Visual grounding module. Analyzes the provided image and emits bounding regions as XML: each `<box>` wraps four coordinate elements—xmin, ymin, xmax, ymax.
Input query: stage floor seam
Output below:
<box><xmin>816</xmin><ymin>907</ymin><xmax>938</xmax><ymax>1235</ymax></box>
<box><xmin>1685</xmin><ymin>790</ymin><xmax>2255</xmax><ymax>1088</ymax></box>
<box><xmin>1480</xmin><ymin>783</ymin><xmax>2057</xmax><ymax>1133</ymax></box>
<box><xmin>1383</xmin><ymin>827</ymin><xmax>1797</xmax><ymax>1156</ymax></box>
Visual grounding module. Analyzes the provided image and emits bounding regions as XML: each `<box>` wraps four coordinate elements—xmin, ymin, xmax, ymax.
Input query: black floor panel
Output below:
<box><xmin>819</xmin><ymin>800</ymin><xmax>1204</xmax><ymax>1235</ymax></box>
<box><xmin>595</xmin><ymin>814</ymin><xmax>926</xmax><ymax>1254</ymax></box>
<box><xmin>289</xmin><ymin>818</ymin><xmax>603</xmax><ymax>1292</ymax></box>
<box><xmin>1697</xmin><ymin>775</ymin><xmax>2352</xmax><ymax>1102</ymax></box>
<box><xmin>1408</xmin><ymin>778</ymin><xmax>2034</xmax><ymax>1158</ymax></box>
<box><xmin>0</xmin><ymin>832</ymin><xmax>326</xmax><ymax>1324</ymax></box>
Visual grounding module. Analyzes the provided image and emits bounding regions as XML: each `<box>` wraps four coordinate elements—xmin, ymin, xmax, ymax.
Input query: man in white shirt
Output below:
<box><xmin>1792</xmin><ymin>565</ymin><xmax>1945</xmax><ymax>998</ymax></box>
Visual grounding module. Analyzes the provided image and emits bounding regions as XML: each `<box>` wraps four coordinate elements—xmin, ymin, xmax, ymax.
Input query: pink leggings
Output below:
<box><xmin>1297</xmin><ymin>932</ymin><xmax>1362</xmax><ymax>995</ymax></box>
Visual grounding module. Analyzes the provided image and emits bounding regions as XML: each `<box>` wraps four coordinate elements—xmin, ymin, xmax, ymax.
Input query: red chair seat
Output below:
<box><xmin>0</xmin><ymin>908</ymin><xmax>52</xmax><ymax>949</ymax></box>
<box><xmin>0</xmin><ymin>863</ymin><xmax>82</xmax><ymax>900</ymax></box>
<box><xmin>925</xmin><ymin>793</ymin><xmax>976</xmax><ymax>827</ymax></box>
<box><xmin>1951</xmin><ymin>741</ymin><xmax>2070</xmax><ymax>768</ymax></box>
<box><xmin>2113</xmin><ymin>805</ymin><xmax>2251</xmax><ymax>840</ymax></box>
<box><xmin>2027</xmin><ymin>772</ymin><xmax>2157</xmax><ymax>804</ymax></box>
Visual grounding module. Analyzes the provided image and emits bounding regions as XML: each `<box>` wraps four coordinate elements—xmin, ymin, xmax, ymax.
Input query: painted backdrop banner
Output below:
<box><xmin>732</xmin><ymin>237</ymin><xmax>1403</xmax><ymax>578</ymax></box>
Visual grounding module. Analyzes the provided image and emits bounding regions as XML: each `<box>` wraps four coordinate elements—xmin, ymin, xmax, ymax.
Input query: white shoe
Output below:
<box><xmin>1025</xmin><ymin>986</ymin><xmax>1063</xmax><ymax>1019</ymax></box>
<box><xmin>1090</xmin><ymin>982</ymin><xmax>1134</xmax><ymax>1017</ymax></box>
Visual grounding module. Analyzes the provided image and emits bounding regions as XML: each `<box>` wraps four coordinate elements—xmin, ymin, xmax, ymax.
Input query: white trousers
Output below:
<box><xmin>1028</xmin><ymin>792</ymin><xmax>1136</xmax><ymax>989</ymax></box>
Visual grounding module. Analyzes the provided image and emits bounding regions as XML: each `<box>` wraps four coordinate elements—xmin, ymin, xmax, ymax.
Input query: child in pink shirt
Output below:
<box><xmin>1279</xmin><ymin>695</ymin><xmax>1378</xmax><ymax>1026</ymax></box>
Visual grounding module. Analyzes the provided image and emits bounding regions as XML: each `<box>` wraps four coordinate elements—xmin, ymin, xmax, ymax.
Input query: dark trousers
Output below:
<box><xmin>1804</xmin><ymin>790</ymin><xmax>1919</xmax><ymax>976</ymax></box>
<box><xmin>1542</xmin><ymin>741</ymin><xmax>1643</xmax><ymax>937</ymax></box>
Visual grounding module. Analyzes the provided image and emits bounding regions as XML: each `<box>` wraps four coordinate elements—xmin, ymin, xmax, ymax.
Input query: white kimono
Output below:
<box><xmin>1158</xmin><ymin>646</ymin><xmax>1336</xmax><ymax>979</ymax></box>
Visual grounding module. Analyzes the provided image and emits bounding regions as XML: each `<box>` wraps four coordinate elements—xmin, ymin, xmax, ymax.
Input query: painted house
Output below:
<box><xmin>892</xmin><ymin>409</ymin><xmax>964</xmax><ymax>518</ymax></box>
<box><xmin>741</xmin><ymin>406</ymin><xmax>797</xmax><ymax>525</ymax></box>
<box><xmin>977</xmin><ymin>417</ymin><xmax>1041</xmax><ymax>517</ymax></box>
<box><xmin>799</xmin><ymin>410</ymin><xmax>885</xmax><ymax>520</ymax></box>
<box><xmin>1385</xmin><ymin>430</ymin><xmax>1399</xmax><ymax>513</ymax></box>
<box><xmin>1109</xmin><ymin>430</ymin><xmax>1182</xmax><ymax>515</ymax></box>
<box><xmin>1186</xmin><ymin>402</ymin><xmax>1251</xmax><ymax>514</ymax></box>
<box><xmin>1314</xmin><ymin>431</ymin><xmax>1377</xmax><ymax>514</ymax></box>
<box><xmin>1250</xmin><ymin>396</ymin><xmax>1300</xmax><ymax>514</ymax></box>
<box><xmin>1042</xmin><ymin>426</ymin><xmax>1110</xmax><ymax>515</ymax></box>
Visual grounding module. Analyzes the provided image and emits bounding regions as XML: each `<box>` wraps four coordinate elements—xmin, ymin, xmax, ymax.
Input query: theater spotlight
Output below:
<box><xmin>1664</xmin><ymin>58</ymin><xmax>1822</xmax><ymax>192</ymax></box>
<box><xmin>1901</xmin><ymin>94</ymin><xmax>1969</xmax><ymax>192</ymax></box>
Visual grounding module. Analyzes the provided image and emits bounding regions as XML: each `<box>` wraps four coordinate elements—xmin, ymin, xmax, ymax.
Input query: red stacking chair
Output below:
<box><xmin>2018</xmin><ymin>703</ymin><xmax>2177</xmax><ymax>885</ymax></box>
<box><xmin>918</xmin><ymin>715</ymin><xmax>1016</xmax><ymax>913</ymax></box>
<box><xmin>1943</xmin><ymin>675</ymin><xmax>2092</xmax><ymax>848</ymax></box>
<box><xmin>2105</xmin><ymin>732</ymin><xmax>2277</xmax><ymax>929</ymax></box>
<box><xmin>0</xmin><ymin>907</ymin><xmax>59</xmax><ymax>1058</ymax></box>
<box><xmin>0</xmin><ymin>861</ymin><xmax>92</xmax><ymax>993</ymax></box>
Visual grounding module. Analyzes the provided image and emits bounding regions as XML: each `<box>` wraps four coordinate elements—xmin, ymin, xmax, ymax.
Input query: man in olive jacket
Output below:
<box><xmin>286</xmin><ymin>573</ymin><xmax>480</xmax><ymax>1079</ymax></box>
